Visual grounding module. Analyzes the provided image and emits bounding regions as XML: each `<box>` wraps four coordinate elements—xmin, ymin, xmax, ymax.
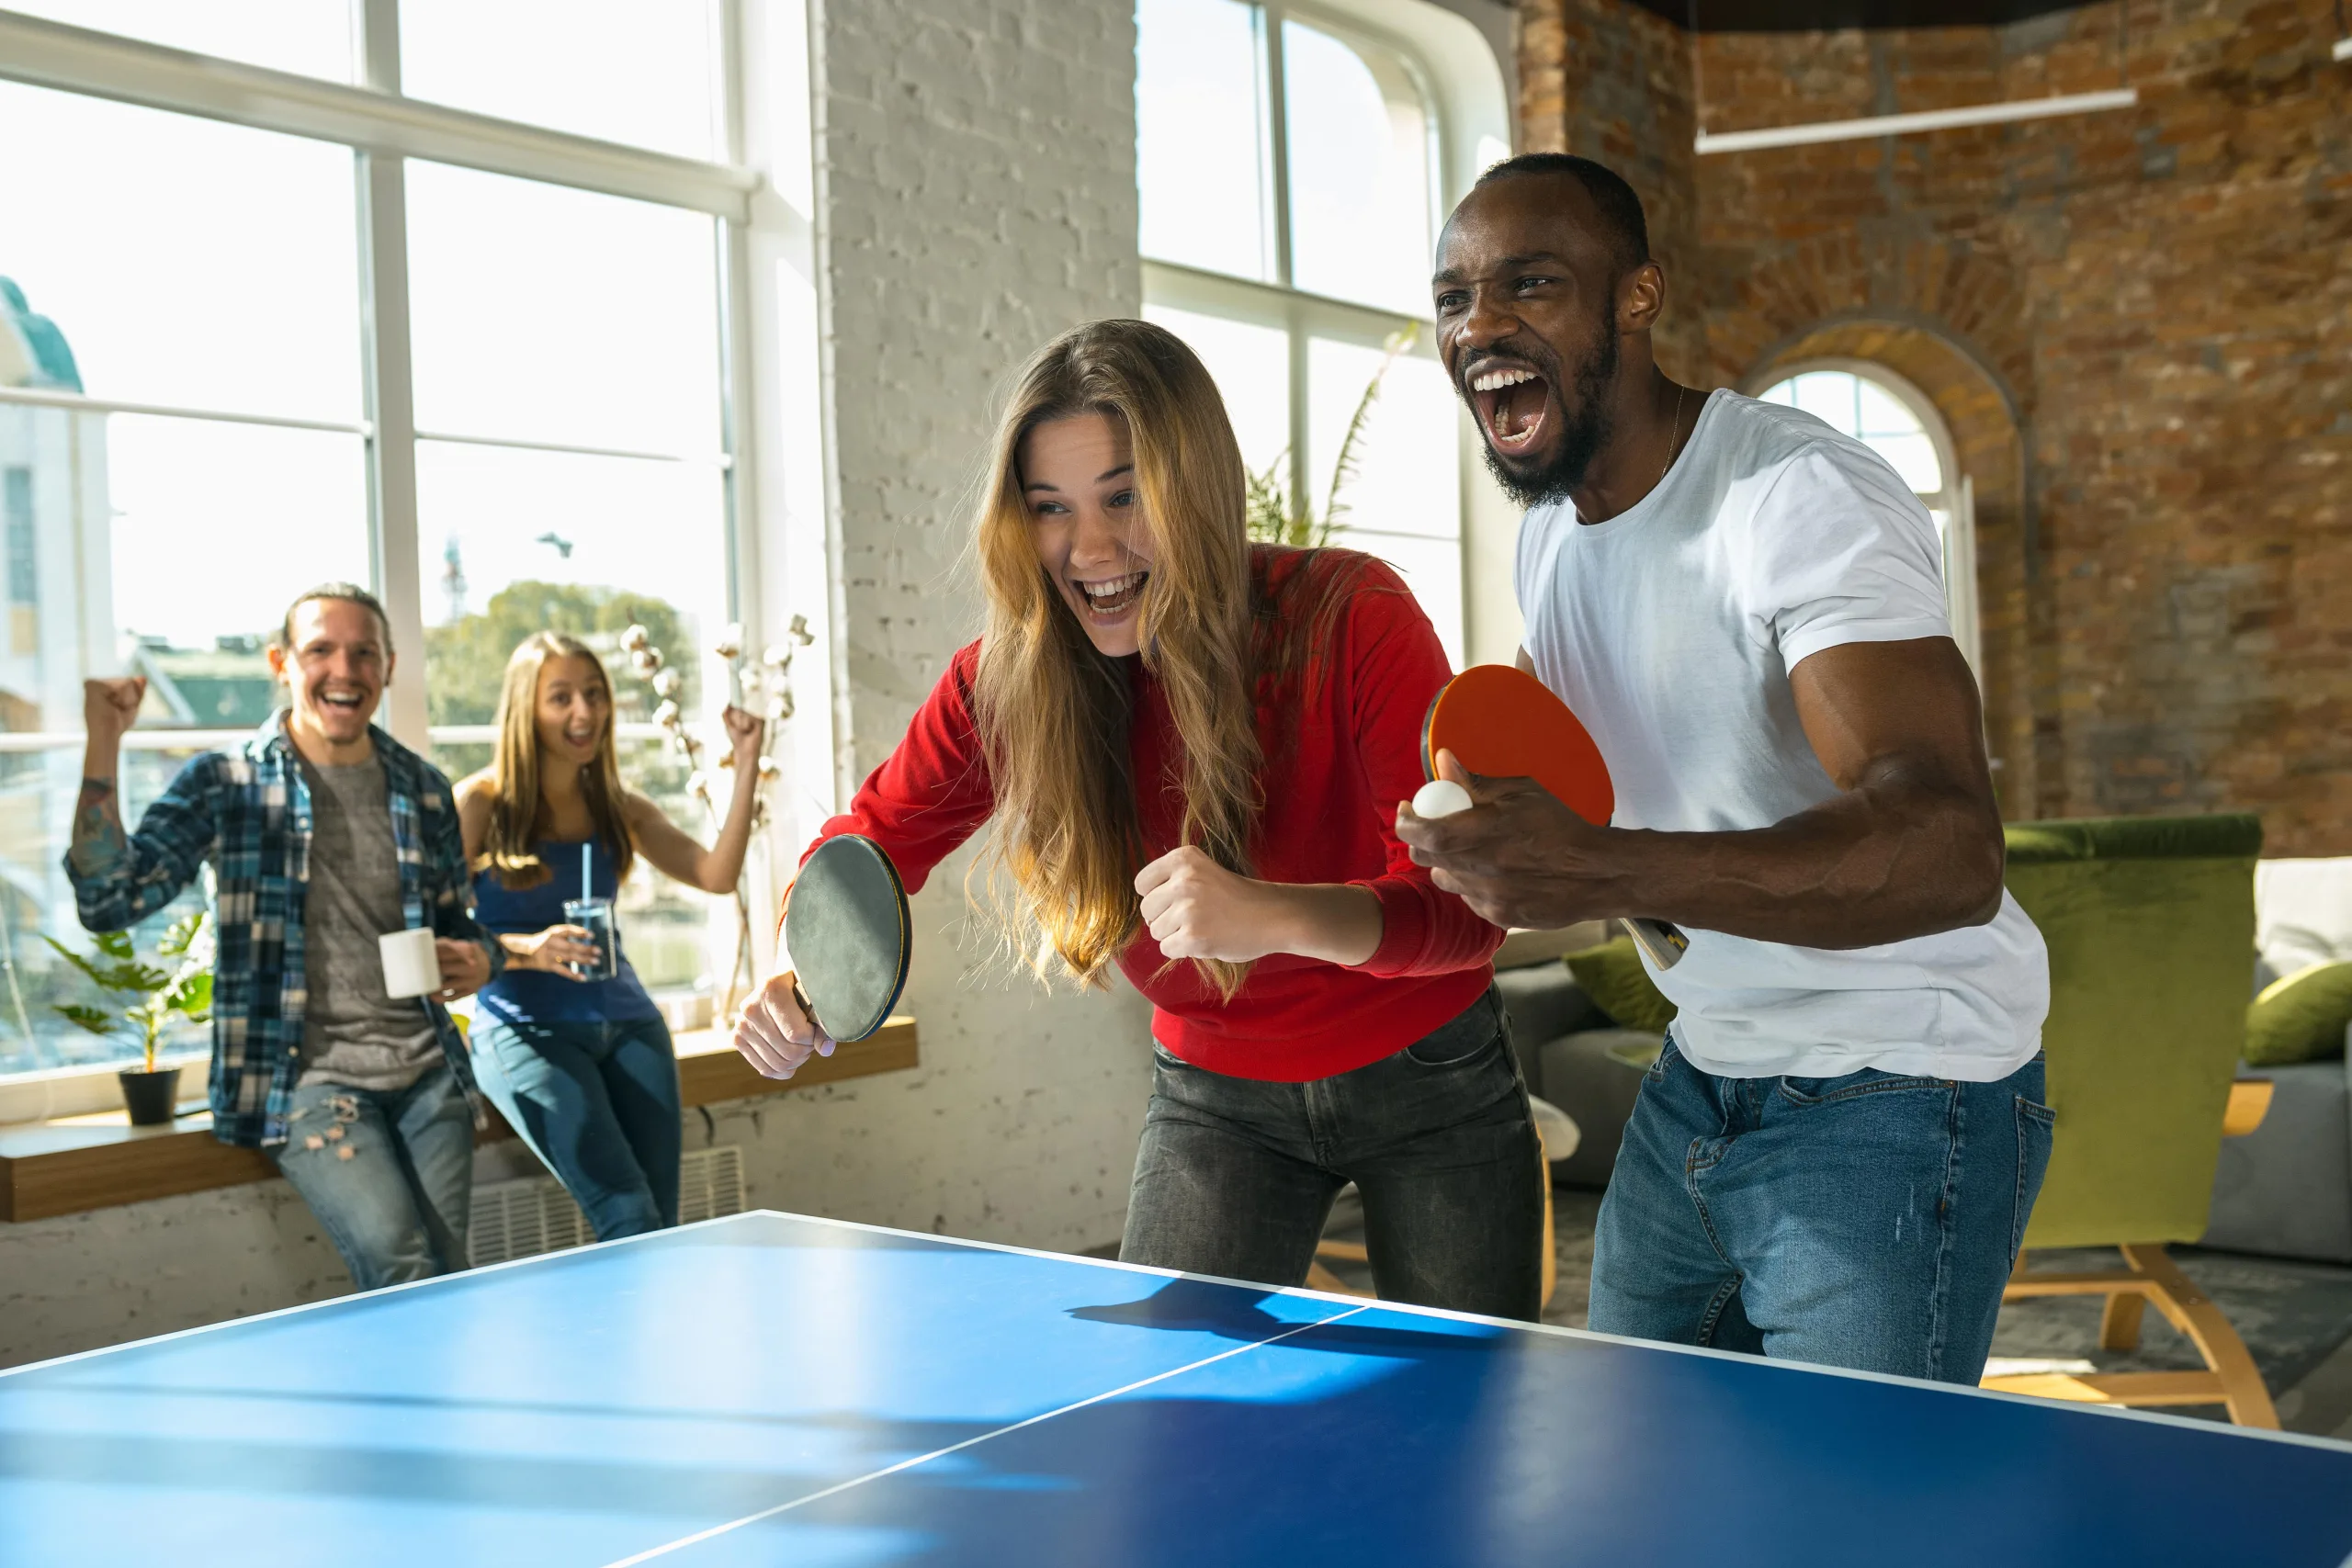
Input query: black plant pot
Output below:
<box><xmin>119</xmin><ymin>1066</ymin><xmax>183</xmax><ymax>1126</ymax></box>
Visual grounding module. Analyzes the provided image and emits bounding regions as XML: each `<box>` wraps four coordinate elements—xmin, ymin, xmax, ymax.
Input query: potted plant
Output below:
<box><xmin>45</xmin><ymin>910</ymin><xmax>213</xmax><ymax>1125</ymax></box>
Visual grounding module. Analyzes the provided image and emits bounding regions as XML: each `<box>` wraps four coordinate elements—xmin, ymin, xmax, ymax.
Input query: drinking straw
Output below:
<box><xmin>582</xmin><ymin>840</ymin><xmax>592</xmax><ymax>900</ymax></box>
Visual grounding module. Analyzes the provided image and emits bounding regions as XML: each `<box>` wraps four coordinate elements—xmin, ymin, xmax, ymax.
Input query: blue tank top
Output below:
<box><xmin>473</xmin><ymin>839</ymin><xmax>662</xmax><ymax>1026</ymax></box>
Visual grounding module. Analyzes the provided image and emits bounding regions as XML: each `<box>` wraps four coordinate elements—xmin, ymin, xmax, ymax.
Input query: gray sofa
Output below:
<box><xmin>1494</xmin><ymin>938</ymin><xmax>1661</xmax><ymax>1190</ymax></box>
<box><xmin>2199</xmin><ymin>857</ymin><xmax>2352</xmax><ymax>1263</ymax></box>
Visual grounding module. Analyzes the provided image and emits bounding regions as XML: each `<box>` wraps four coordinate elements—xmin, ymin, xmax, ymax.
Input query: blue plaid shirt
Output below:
<box><xmin>66</xmin><ymin>715</ymin><xmax>498</xmax><ymax>1149</ymax></box>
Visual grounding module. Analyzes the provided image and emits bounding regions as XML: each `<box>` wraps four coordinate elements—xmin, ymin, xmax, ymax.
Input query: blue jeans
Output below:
<box><xmin>1119</xmin><ymin>987</ymin><xmax>1546</xmax><ymax>1321</ymax></box>
<box><xmin>1589</xmin><ymin>1034</ymin><xmax>2053</xmax><ymax>1383</ymax></box>
<box><xmin>470</xmin><ymin>1015</ymin><xmax>682</xmax><ymax>1240</ymax></box>
<box><xmin>271</xmin><ymin>1065</ymin><xmax>474</xmax><ymax>1292</ymax></box>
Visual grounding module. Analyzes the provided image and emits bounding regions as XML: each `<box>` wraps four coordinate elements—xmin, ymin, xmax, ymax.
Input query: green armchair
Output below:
<box><xmin>1981</xmin><ymin>814</ymin><xmax>2278</xmax><ymax>1427</ymax></box>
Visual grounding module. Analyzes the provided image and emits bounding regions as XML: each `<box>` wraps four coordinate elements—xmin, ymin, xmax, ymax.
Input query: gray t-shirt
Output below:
<box><xmin>296</xmin><ymin>754</ymin><xmax>440</xmax><ymax>1091</ymax></box>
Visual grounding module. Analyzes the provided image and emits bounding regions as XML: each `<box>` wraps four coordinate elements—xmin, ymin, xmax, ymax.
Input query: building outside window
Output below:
<box><xmin>1136</xmin><ymin>0</ymin><xmax>1509</xmax><ymax>666</ymax></box>
<box><xmin>1755</xmin><ymin>365</ymin><xmax>1982</xmax><ymax>675</ymax></box>
<box><xmin>0</xmin><ymin>2</ymin><xmax>757</xmax><ymax>1078</ymax></box>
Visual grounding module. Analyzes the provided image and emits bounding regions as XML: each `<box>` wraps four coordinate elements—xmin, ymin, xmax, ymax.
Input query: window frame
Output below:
<box><xmin>0</xmin><ymin>0</ymin><xmax>765</xmax><ymax>752</ymax></box>
<box><xmin>1747</xmin><ymin>357</ymin><xmax>1982</xmax><ymax>677</ymax></box>
<box><xmin>0</xmin><ymin>1</ymin><xmax>768</xmax><ymax>1089</ymax></box>
<box><xmin>1137</xmin><ymin>0</ymin><xmax>1513</xmax><ymax>664</ymax></box>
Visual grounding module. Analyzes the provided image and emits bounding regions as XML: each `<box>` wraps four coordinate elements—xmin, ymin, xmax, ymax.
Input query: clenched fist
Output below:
<box><xmin>83</xmin><ymin>677</ymin><xmax>145</xmax><ymax>742</ymax></box>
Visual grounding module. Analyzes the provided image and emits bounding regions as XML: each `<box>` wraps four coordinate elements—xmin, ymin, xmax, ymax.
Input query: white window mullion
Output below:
<box><xmin>355</xmin><ymin>0</ymin><xmax>427</xmax><ymax>751</ymax></box>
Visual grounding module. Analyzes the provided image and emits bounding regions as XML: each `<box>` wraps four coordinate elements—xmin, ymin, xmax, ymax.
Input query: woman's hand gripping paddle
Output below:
<box><xmin>1416</xmin><ymin>665</ymin><xmax>1689</xmax><ymax>971</ymax></box>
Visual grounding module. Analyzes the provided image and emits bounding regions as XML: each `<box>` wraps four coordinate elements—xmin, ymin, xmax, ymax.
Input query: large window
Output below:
<box><xmin>1757</xmin><ymin>366</ymin><xmax>1982</xmax><ymax>675</ymax></box>
<box><xmin>0</xmin><ymin>3</ymin><xmax>756</xmax><ymax>1079</ymax></box>
<box><xmin>1136</xmin><ymin>0</ymin><xmax>1471</xmax><ymax>662</ymax></box>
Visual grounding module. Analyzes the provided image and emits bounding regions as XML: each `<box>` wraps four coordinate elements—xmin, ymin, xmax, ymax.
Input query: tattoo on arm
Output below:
<box><xmin>68</xmin><ymin>776</ymin><xmax>130</xmax><ymax>877</ymax></box>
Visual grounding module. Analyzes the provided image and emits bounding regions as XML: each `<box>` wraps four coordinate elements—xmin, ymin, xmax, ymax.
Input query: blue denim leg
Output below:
<box><xmin>1589</xmin><ymin>1040</ymin><xmax>1755</xmax><ymax>1349</ymax></box>
<box><xmin>272</xmin><ymin>1066</ymin><xmax>473</xmax><ymax>1292</ymax></box>
<box><xmin>471</xmin><ymin>1017</ymin><xmax>680</xmax><ymax>1239</ymax></box>
<box><xmin>1591</xmin><ymin>1039</ymin><xmax>2053</xmax><ymax>1383</ymax></box>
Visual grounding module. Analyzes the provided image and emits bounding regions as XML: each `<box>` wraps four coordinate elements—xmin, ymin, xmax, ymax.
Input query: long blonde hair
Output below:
<box><xmin>475</xmin><ymin>632</ymin><xmax>637</xmax><ymax>889</ymax></box>
<box><xmin>969</xmin><ymin>319</ymin><xmax>1294</xmax><ymax>1000</ymax></box>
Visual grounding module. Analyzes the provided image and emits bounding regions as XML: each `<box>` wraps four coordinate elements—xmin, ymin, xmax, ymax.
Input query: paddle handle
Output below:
<box><xmin>1624</xmin><ymin>918</ymin><xmax>1689</xmax><ymax>972</ymax></box>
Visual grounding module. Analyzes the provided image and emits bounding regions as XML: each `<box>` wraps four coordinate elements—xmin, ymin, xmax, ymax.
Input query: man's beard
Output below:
<box><xmin>1478</xmin><ymin>326</ymin><xmax>1619</xmax><ymax>510</ymax></box>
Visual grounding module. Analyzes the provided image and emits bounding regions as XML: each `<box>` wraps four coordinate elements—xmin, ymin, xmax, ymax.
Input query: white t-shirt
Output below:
<box><xmin>1516</xmin><ymin>389</ymin><xmax>2047</xmax><ymax>1082</ymax></box>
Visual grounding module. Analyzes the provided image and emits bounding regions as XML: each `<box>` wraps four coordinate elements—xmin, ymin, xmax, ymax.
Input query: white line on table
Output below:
<box><xmin>597</xmin><ymin>1304</ymin><xmax>1373</xmax><ymax>1566</ymax></box>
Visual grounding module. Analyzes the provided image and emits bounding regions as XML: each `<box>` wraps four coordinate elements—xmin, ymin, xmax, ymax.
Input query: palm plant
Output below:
<box><xmin>1244</xmin><ymin>323</ymin><xmax>1420</xmax><ymax>547</ymax></box>
<box><xmin>46</xmin><ymin>910</ymin><xmax>213</xmax><ymax>1073</ymax></box>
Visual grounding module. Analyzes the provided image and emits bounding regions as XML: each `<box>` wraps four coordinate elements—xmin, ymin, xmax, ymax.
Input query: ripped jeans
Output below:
<box><xmin>272</xmin><ymin>1066</ymin><xmax>474</xmax><ymax>1292</ymax></box>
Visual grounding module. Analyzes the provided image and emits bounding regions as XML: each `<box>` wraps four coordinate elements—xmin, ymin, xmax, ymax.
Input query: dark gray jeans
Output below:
<box><xmin>1118</xmin><ymin>987</ymin><xmax>1544</xmax><ymax>1321</ymax></box>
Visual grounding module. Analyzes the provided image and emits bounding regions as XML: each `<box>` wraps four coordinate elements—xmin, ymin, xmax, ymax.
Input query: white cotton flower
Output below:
<box><xmin>736</xmin><ymin>666</ymin><xmax>765</xmax><ymax>697</ymax></box>
<box><xmin>716</xmin><ymin>750</ymin><xmax>737</xmax><ymax>770</ymax></box>
<box><xmin>756</xmin><ymin>755</ymin><xmax>781</xmax><ymax>778</ymax></box>
<box><xmin>686</xmin><ymin>772</ymin><xmax>711</xmax><ymax>801</ymax></box>
<box><xmin>653</xmin><ymin>700</ymin><xmax>681</xmax><ymax>728</ymax></box>
<box><xmin>650</xmin><ymin>668</ymin><xmax>681</xmax><ymax>697</ymax></box>
<box><xmin>712</xmin><ymin>623</ymin><xmax>744</xmax><ymax>660</ymax></box>
<box><xmin>763</xmin><ymin>694</ymin><xmax>790</xmax><ymax>722</ymax></box>
<box><xmin>619</xmin><ymin>624</ymin><xmax>650</xmax><ymax>653</ymax></box>
<box><xmin>763</xmin><ymin>643</ymin><xmax>795</xmax><ymax>669</ymax></box>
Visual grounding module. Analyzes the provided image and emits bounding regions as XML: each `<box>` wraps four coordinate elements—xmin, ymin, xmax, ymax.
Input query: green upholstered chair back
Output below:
<box><xmin>2005</xmin><ymin>814</ymin><xmax>2261</xmax><ymax>1250</ymax></box>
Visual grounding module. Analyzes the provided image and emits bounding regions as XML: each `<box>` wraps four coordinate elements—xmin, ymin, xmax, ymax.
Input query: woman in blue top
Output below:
<box><xmin>457</xmin><ymin>631</ymin><xmax>763</xmax><ymax>1238</ymax></box>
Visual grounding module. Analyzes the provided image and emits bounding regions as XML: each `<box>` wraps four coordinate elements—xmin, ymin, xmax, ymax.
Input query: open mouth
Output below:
<box><xmin>318</xmin><ymin>690</ymin><xmax>367</xmax><ymax>715</ymax></box>
<box><xmin>1467</xmin><ymin>363</ymin><xmax>1552</xmax><ymax>458</ymax></box>
<box><xmin>1074</xmin><ymin>570</ymin><xmax>1148</xmax><ymax>621</ymax></box>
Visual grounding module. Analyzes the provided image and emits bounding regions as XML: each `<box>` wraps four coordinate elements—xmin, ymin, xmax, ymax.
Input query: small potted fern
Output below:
<box><xmin>46</xmin><ymin>910</ymin><xmax>213</xmax><ymax>1125</ymax></box>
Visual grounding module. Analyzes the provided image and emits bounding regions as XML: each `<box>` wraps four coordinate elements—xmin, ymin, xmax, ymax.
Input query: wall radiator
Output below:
<box><xmin>468</xmin><ymin>1145</ymin><xmax>746</xmax><ymax>1267</ymax></box>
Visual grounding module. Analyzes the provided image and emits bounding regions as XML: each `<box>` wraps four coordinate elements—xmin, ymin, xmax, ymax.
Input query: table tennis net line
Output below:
<box><xmin>598</xmin><ymin>1303</ymin><xmax>1374</xmax><ymax>1568</ymax></box>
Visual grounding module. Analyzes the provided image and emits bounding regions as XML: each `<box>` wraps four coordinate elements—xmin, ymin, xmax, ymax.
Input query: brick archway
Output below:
<box><xmin>1736</xmin><ymin>319</ymin><xmax>2055</xmax><ymax>820</ymax></box>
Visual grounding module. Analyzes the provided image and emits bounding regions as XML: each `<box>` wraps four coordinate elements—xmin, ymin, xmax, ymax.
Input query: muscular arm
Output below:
<box><xmin>1399</xmin><ymin>638</ymin><xmax>2005</xmax><ymax>950</ymax></box>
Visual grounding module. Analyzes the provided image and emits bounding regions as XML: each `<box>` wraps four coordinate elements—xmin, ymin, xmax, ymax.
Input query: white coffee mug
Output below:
<box><xmin>379</xmin><ymin>926</ymin><xmax>443</xmax><ymax>999</ymax></box>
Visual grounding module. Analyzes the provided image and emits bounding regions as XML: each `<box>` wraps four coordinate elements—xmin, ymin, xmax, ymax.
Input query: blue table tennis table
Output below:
<box><xmin>5</xmin><ymin>1211</ymin><xmax>2350</xmax><ymax>1567</ymax></box>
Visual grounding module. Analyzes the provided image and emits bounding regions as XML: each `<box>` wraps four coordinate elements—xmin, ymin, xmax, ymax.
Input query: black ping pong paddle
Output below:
<box><xmin>783</xmin><ymin>834</ymin><xmax>911</xmax><ymax>1043</ymax></box>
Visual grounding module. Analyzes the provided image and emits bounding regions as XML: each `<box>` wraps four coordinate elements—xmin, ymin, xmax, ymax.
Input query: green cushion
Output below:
<box><xmin>2245</xmin><ymin>962</ymin><xmax>2352</xmax><ymax>1066</ymax></box>
<box><xmin>2002</xmin><ymin>816</ymin><xmax>2260</xmax><ymax>1249</ymax></box>
<box><xmin>1564</xmin><ymin>937</ymin><xmax>1677</xmax><ymax>1035</ymax></box>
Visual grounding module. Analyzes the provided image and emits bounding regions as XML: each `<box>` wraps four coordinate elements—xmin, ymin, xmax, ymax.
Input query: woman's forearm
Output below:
<box><xmin>1264</xmin><ymin>882</ymin><xmax>1384</xmax><ymax>968</ymax></box>
<box><xmin>696</xmin><ymin>762</ymin><xmax>763</xmax><ymax>893</ymax></box>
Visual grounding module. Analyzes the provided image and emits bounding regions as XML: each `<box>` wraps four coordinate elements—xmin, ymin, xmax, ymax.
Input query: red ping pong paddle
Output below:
<box><xmin>1420</xmin><ymin>665</ymin><xmax>1689</xmax><ymax>971</ymax></box>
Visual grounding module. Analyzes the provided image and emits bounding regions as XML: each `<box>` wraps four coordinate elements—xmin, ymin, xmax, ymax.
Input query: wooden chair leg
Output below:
<box><xmin>2098</xmin><ymin>1290</ymin><xmax>2145</xmax><ymax>1352</ymax></box>
<box><xmin>2120</xmin><ymin>1244</ymin><xmax>2279</xmax><ymax>1429</ymax></box>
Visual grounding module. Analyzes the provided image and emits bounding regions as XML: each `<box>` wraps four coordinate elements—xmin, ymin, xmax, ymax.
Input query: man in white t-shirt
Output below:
<box><xmin>1397</xmin><ymin>153</ymin><xmax>2052</xmax><ymax>1385</ymax></box>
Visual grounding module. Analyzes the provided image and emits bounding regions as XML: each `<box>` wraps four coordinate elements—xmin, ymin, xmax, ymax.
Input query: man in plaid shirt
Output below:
<box><xmin>68</xmin><ymin>583</ymin><xmax>501</xmax><ymax>1291</ymax></box>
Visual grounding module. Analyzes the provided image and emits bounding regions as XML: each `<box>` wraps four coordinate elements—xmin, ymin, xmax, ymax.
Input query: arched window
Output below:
<box><xmin>1756</xmin><ymin>364</ymin><xmax>1981</xmax><ymax>675</ymax></box>
<box><xmin>1136</xmin><ymin>0</ymin><xmax>1511</xmax><ymax>666</ymax></box>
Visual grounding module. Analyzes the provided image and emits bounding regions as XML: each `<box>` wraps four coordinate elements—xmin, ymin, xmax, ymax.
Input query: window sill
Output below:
<box><xmin>0</xmin><ymin>1018</ymin><xmax>917</xmax><ymax>1223</ymax></box>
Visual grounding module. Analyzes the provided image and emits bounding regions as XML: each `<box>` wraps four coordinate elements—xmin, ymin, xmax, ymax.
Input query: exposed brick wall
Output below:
<box><xmin>1518</xmin><ymin>0</ymin><xmax>2352</xmax><ymax>852</ymax></box>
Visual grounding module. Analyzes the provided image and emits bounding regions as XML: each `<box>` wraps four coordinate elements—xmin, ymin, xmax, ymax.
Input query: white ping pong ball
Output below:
<box><xmin>1412</xmin><ymin>779</ymin><xmax>1474</xmax><ymax>818</ymax></box>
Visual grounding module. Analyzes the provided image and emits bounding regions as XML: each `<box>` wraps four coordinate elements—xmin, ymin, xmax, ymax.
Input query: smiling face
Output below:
<box><xmin>533</xmin><ymin>653</ymin><xmax>611</xmax><ymax>770</ymax></box>
<box><xmin>1433</xmin><ymin>175</ymin><xmax>1644</xmax><ymax>507</ymax></box>
<box><xmin>1021</xmin><ymin>411</ymin><xmax>1158</xmax><ymax>658</ymax></box>
<box><xmin>269</xmin><ymin>596</ymin><xmax>390</xmax><ymax>752</ymax></box>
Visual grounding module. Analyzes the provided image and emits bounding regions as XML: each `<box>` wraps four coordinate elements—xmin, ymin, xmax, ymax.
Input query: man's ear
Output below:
<box><xmin>1620</xmin><ymin>259</ymin><xmax>1667</xmax><ymax>334</ymax></box>
<box><xmin>266</xmin><ymin>643</ymin><xmax>289</xmax><ymax>682</ymax></box>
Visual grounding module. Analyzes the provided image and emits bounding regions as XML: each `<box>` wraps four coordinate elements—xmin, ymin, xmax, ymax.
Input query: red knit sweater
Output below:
<box><xmin>807</xmin><ymin>550</ymin><xmax>1501</xmax><ymax>1081</ymax></box>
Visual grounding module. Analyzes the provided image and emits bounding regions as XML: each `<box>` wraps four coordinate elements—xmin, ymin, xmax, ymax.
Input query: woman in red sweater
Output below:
<box><xmin>733</xmin><ymin>319</ymin><xmax>1542</xmax><ymax>1317</ymax></box>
